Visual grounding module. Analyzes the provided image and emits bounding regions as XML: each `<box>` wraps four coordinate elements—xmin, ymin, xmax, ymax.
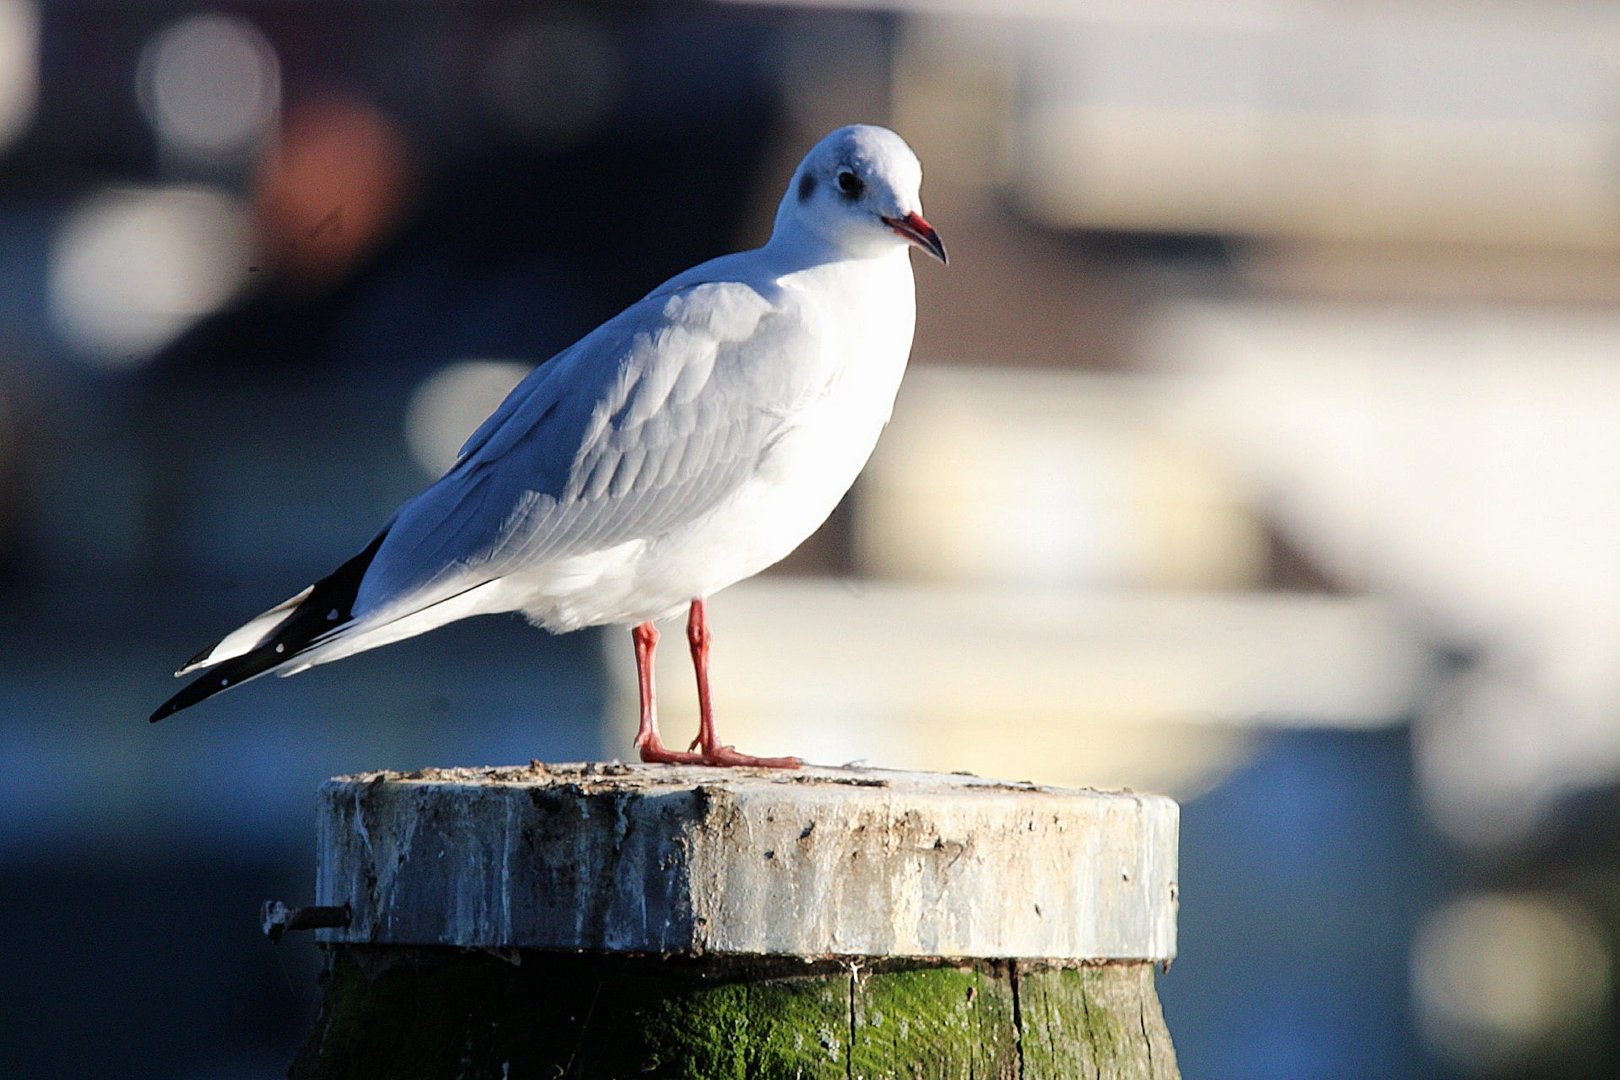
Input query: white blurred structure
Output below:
<box><xmin>613</xmin><ymin>577</ymin><xmax>1426</xmax><ymax>796</ymax></box>
<box><xmin>858</xmin><ymin>369</ymin><xmax>1263</xmax><ymax>589</ymax></box>
<box><xmin>766</xmin><ymin>0</ymin><xmax>1620</xmax><ymax>250</ymax></box>
<box><xmin>1152</xmin><ymin>302</ymin><xmax>1620</xmax><ymax>845</ymax></box>
<box><xmin>1005</xmin><ymin>2</ymin><xmax>1620</xmax><ymax>249</ymax></box>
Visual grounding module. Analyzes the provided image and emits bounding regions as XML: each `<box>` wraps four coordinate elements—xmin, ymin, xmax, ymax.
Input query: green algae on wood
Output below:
<box><xmin>292</xmin><ymin>949</ymin><xmax>1176</xmax><ymax>1080</ymax></box>
<box><xmin>639</xmin><ymin>974</ymin><xmax>851</xmax><ymax>1079</ymax></box>
<box><xmin>1019</xmin><ymin>964</ymin><xmax>1179</xmax><ymax>1080</ymax></box>
<box><xmin>849</xmin><ymin>964</ymin><xmax>1020</xmax><ymax>1079</ymax></box>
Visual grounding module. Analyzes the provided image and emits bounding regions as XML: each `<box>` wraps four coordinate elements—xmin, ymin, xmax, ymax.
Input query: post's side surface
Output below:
<box><xmin>293</xmin><ymin>763</ymin><xmax>1180</xmax><ymax>1080</ymax></box>
<box><xmin>315</xmin><ymin>763</ymin><xmax>1177</xmax><ymax>961</ymax></box>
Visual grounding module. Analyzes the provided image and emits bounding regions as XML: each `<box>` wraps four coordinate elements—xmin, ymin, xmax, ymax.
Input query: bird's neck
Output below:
<box><xmin>761</xmin><ymin>223</ymin><xmax>908</xmax><ymax>275</ymax></box>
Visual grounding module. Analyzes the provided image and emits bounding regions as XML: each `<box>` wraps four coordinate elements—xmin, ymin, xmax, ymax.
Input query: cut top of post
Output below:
<box><xmin>315</xmin><ymin>763</ymin><xmax>1178</xmax><ymax>962</ymax></box>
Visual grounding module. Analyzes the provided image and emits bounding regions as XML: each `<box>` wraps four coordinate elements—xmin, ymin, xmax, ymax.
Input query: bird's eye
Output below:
<box><xmin>836</xmin><ymin>170</ymin><xmax>864</xmax><ymax>198</ymax></box>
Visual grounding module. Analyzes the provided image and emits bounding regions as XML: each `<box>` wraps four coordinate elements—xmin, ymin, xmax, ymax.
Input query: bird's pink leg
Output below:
<box><xmin>631</xmin><ymin>621</ymin><xmax>702</xmax><ymax>765</ymax></box>
<box><xmin>685</xmin><ymin>599</ymin><xmax>801</xmax><ymax>769</ymax></box>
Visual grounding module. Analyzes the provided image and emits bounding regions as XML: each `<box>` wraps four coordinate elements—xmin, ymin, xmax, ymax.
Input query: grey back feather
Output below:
<box><xmin>352</xmin><ymin>272</ymin><xmax>822</xmax><ymax>621</ymax></box>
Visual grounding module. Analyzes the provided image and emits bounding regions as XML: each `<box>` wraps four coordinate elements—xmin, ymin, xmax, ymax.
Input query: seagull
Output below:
<box><xmin>151</xmin><ymin>124</ymin><xmax>946</xmax><ymax>768</ymax></box>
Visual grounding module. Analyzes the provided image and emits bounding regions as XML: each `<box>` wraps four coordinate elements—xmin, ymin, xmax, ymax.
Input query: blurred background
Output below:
<box><xmin>4</xmin><ymin>0</ymin><xmax>1619</xmax><ymax>1075</ymax></box>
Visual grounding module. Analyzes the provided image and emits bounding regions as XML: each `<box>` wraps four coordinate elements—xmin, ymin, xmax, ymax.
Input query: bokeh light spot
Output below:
<box><xmin>1414</xmin><ymin>891</ymin><xmax>1610</xmax><ymax>1071</ymax></box>
<box><xmin>49</xmin><ymin>186</ymin><xmax>251</xmax><ymax>366</ymax></box>
<box><xmin>406</xmin><ymin>361</ymin><xmax>533</xmax><ymax>478</ymax></box>
<box><xmin>136</xmin><ymin>13</ymin><xmax>279</xmax><ymax>164</ymax></box>
<box><xmin>480</xmin><ymin>13</ymin><xmax>622</xmax><ymax>147</ymax></box>
<box><xmin>0</xmin><ymin>0</ymin><xmax>38</xmax><ymax>154</ymax></box>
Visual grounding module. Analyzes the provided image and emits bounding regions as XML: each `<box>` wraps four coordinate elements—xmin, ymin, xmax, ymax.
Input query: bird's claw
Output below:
<box><xmin>698</xmin><ymin>744</ymin><xmax>802</xmax><ymax>770</ymax></box>
<box><xmin>636</xmin><ymin>735</ymin><xmax>800</xmax><ymax>769</ymax></box>
<box><xmin>636</xmin><ymin>739</ymin><xmax>706</xmax><ymax>766</ymax></box>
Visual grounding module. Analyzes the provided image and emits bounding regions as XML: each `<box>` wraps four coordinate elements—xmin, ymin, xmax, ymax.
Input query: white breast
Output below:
<box><xmin>524</xmin><ymin>249</ymin><xmax>917</xmax><ymax>629</ymax></box>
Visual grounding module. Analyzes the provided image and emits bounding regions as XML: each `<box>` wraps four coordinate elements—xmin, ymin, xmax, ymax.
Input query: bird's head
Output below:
<box><xmin>774</xmin><ymin>125</ymin><xmax>947</xmax><ymax>266</ymax></box>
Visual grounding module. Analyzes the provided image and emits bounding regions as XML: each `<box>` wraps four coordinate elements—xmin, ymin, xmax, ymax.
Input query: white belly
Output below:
<box><xmin>637</xmin><ymin>357</ymin><xmax>906</xmax><ymax>604</ymax></box>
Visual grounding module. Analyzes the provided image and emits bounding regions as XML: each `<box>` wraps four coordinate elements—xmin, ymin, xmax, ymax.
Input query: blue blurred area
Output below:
<box><xmin>1163</xmin><ymin>729</ymin><xmax>1442</xmax><ymax>1080</ymax></box>
<box><xmin>1</xmin><ymin>610</ymin><xmax>605</xmax><ymax>1076</ymax></box>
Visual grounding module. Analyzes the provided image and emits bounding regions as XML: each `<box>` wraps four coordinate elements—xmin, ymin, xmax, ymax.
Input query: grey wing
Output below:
<box><xmin>351</xmin><ymin>282</ymin><xmax>820</xmax><ymax>619</ymax></box>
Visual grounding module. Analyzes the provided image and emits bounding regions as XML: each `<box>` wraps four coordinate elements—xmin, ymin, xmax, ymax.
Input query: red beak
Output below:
<box><xmin>882</xmin><ymin>211</ymin><xmax>948</xmax><ymax>265</ymax></box>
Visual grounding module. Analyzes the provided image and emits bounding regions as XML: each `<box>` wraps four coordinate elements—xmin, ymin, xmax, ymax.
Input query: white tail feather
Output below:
<box><xmin>175</xmin><ymin>585</ymin><xmax>315</xmax><ymax>675</ymax></box>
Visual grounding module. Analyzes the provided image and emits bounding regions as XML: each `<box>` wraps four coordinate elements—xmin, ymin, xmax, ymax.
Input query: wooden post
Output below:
<box><xmin>291</xmin><ymin>763</ymin><xmax>1180</xmax><ymax>1079</ymax></box>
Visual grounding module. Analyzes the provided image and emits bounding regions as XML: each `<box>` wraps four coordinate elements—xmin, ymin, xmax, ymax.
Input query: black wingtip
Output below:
<box><xmin>150</xmin><ymin>687</ymin><xmax>186</xmax><ymax>723</ymax></box>
<box><xmin>150</xmin><ymin>526</ymin><xmax>390</xmax><ymax>725</ymax></box>
<box><xmin>150</xmin><ymin>662</ymin><xmax>252</xmax><ymax>723</ymax></box>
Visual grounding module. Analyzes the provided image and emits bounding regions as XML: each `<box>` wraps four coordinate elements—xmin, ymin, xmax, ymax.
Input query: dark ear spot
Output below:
<box><xmin>798</xmin><ymin>172</ymin><xmax>816</xmax><ymax>202</ymax></box>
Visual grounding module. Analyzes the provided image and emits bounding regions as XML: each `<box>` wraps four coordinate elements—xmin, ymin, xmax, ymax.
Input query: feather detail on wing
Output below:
<box><xmin>349</xmin><ymin>278</ymin><xmax>826</xmax><ymax>619</ymax></box>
